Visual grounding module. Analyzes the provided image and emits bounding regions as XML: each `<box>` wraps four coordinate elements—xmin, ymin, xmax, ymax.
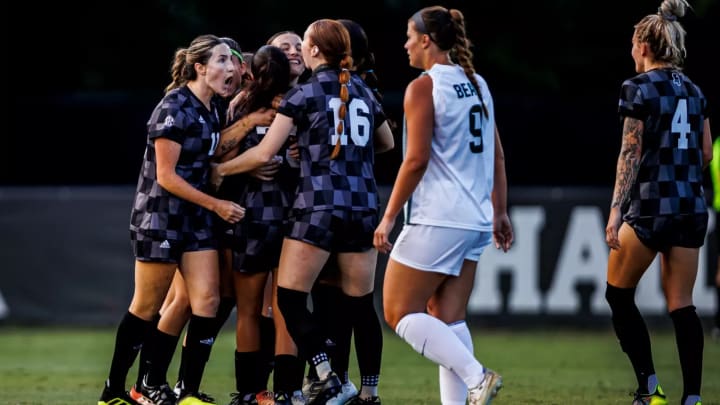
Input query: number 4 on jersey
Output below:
<box><xmin>672</xmin><ymin>98</ymin><xmax>690</xmax><ymax>149</ymax></box>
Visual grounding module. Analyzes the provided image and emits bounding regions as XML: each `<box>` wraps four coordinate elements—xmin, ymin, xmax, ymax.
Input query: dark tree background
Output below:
<box><xmin>6</xmin><ymin>0</ymin><xmax>718</xmax><ymax>187</ymax></box>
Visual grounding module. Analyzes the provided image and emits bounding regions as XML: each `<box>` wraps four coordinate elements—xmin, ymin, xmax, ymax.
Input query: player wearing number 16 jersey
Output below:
<box><xmin>213</xmin><ymin>19</ymin><xmax>394</xmax><ymax>404</ymax></box>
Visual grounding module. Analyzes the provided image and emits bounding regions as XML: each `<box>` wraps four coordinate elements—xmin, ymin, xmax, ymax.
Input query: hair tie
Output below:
<box><xmin>658</xmin><ymin>8</ymin><xmax>677</xmax><ymax>21</ymax></box>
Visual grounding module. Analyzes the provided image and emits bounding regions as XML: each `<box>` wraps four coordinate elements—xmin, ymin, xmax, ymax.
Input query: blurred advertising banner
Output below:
<box><xmin>470</xmin><ymin>188</ymin><xmax>717</xmax><ymax>318</ymax></box>
<box><xmin>0</xmin><ymin>186</ymin><xmax>716</xmax><ymax>326</ymax></box>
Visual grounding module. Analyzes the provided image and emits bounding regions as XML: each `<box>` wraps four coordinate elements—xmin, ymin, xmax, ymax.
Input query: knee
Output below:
<box><xmin>129</xmin><ymin>293</ymin><xmax>166</xmax><ymax>319</ymax></box>
<box><xmin>168</xmin><ymin>288</ymin><xmax>190</xmax><ymax>309</ymax></box>
<box><xmin>605</xmin><ymin>283</ymin><xmax>636</xmax><ymax>311</ymax></box>
<box><xmin>384</xmin><ymin>306</ymin><xmax>403</xmax><ymax>331</ymax></box>
<box><xmin>426</xmin><ymin>302</ymin><xmax>465</xmax><ymax>324</ymax></box>
<box><xmin>190</xmin><ymin>290</ymin><xmax>220</xmax><ymax>317</ymax></box>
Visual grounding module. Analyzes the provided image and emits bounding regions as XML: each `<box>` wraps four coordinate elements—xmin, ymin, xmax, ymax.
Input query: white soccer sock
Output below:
<box><xmin>439</xmin><ymin>321</ymin><xmax>474</xmax><ymax>405</ymax></box>
<box><xmin>395</xmin><ymin>313</ymin><xmax>484</xmax><ymax>389</ymax></box>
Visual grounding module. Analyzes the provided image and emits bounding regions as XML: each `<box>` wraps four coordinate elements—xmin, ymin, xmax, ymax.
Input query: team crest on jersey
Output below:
<box><xmin>199</xmin><ymin>115</ymin><xmax>206</xmax><ymax>124</ymax></box>
<box><xmin>672</xmin><ymin>72</ymin><xmax>682</xmax><ymax>87</ymax></box>
<box><xmin>163</xmin><ymin>116</ymin><xmax>174</xmax><ymax>128</ymax></box>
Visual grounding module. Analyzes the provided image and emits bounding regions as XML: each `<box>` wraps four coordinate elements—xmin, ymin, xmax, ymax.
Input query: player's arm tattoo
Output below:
<box><xmin>611</xmin><ymin>117</ymin><xmax>643</xmax><ymax>209</ymax></box>
<box><xmin>217</xmin><ymin>138</ymin><xmax>240</xmax><ymax>156</ymax></box>
<box><xmin>217</xmin><ymin>116</ymin><xmax>252</xmax><ymax>156</ymax></box>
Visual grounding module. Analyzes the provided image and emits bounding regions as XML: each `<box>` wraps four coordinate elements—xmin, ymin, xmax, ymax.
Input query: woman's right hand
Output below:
<box><xmin>605</xmin><ymin>207</ymin><xmax>623</xmax><ymax>250</ymax></box>
<box><xmin>374</xmin><ymin>216</ymin><xmax>396</xmax><ymax>254</ymax></box>
<box><xmin>251</xmin><ymin>108</ymin><xmax>277</xmax><ymax>128</ymax></box>
<box><xmin>249</xmin><ymin>157</ymin><xmax>282</xmax><ymax>181</ymax></box>
<box><xmin>215</xmin><ymin>199</ymin><xmax>245</xmax><ymax>224</ymax></box>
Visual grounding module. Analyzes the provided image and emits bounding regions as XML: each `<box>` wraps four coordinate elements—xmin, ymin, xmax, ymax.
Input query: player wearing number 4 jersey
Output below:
<box><xmin>604</xmin><ymin>1</ymin><xmax>713</xmax><ymax>404</ymax></box>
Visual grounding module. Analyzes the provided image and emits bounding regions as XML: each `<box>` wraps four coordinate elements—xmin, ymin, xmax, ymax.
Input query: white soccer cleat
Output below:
<box><xmin>467</xmin><ymin>369</ymin><xmax>503</xmax><ymax>405</ymax></box>
<box><xmin>326</xmin><ymin>380</ymin><xmax>358</xmax><ymax>405</ymax></box>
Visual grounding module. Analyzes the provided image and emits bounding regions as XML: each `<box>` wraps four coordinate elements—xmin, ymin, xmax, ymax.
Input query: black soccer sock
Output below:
<box><xmin>176</xmin><ymin>344</ymin><xmax>188</xmax><ymax>384</ymax></box>
<box><xmin>258</xmin><ymin>315</ymin><xmax>276</xmax><ymax>385</ymax></box>
<box><xmin>670</xmin><ymin>305</ymin><xmax>703</xmax><ymax>401</ymax></box>
<box><xmin>144</xmin><ymin>329</ymin><xmax>180</xmax><ymax>387</ymax></box>
<box><xmin>235</xmin><ymin>350</ymin><xmax>266</xmax><ymax>393</ymax></box>
<box><xmin>605</xmin><ymin>283</ymin><xmax>655</xmax><ymax>392</ymax></box>
<box><xmin>312</xmin><ymin>283</ymin><xmax>342</xmax><ymax>360</ymax></box>
<box><xmin>108</xmin><ymin>311</ymin><xmax>153</xmax><ymax>392</ymax></box>
<box><xmin>274</xmin><ymin>354</ymin><xmax>305</xmax><ymax>396</ymax></box>
<box><xmin>277</xmin><ymin>287</ymin><xmax>326</xmax><ymax>361</ymax></box>
<box><xmin>332</xmin><ymin>289</ymin><xmax>352</xmax><ymax>382</ymax></box>
<box><xmin>179</xmin><ymin>314</ymin><xmax>216</xmax><ymax>394</ymax></box>
<box><xmin>306</xmin><ymin>362</ymin><xmax>319</xmax><ymax>380</ymax></box>
<box><xmin>135</xmin><ymin>313</ymin><xmax>161</xmax><ymax>388</ymax></box>
<box><xmin>349</xmin><ymin>292</ymin><xmax>383</xmax><ymax>379</ymax></box>
<box><xmin>212</xmin><ymin>296</ymin><xmax>236</xmax><ymax>338</ymax></box>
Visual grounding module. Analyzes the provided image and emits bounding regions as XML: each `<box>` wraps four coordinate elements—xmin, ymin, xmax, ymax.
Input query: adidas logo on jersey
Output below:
<box><xmin>163</xmin><ymin>116</ymin><xmax>174</xmax><ymax>128</ymax></box>
<box><xmin>160</xmin><ymin>240</ymin><xmax>171</xmax><ymax>249</ymax></box>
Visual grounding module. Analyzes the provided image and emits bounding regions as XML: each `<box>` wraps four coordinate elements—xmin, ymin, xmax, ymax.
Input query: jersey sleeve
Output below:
<box><xmin>147</xmin><ymin>96</ymin><xmax>191</xmax><ymax>144</ymax></box>
<box><xmin>618</xmin><ymin>80</ymin><xmax>648</xmax><ymax>121</ymax></box>
<box><xmin>277</xmin><ymin>85</ymin><xmax>307</xmax><ymax>125</ymax></box>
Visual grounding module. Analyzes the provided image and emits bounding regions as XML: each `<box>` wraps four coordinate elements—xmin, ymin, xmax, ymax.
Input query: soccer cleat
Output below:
<box><xmin>256</xmin><ymin>390</ymin><xmax>276</xmax><ymax>405</ymax></box>
<box><xmin>227</xmin><ymin>392</ymin><xmax>253</xmax><ymax>405</ymax></box>
<box><xmin>138</xmin><ymin>377</ymin><xmax>178</xmax><ymax>405</ymax></box>
<box><xmin>99</xmin><ymin>384</ymin><xmax>139</xmax><ymax>405</ymax></box>
<box><xmin>302</xmin><ymin>375</ymin><xmax>318</xmax><ymax>399</ymax></box>
<box><xmin>326</xmin><ymin>381</ymin><xmax>358</xmax><ymax>405</ymax></box>
<box><xmin>178</xmin><ymin>393</ymin><xmax>216</xmax><ymax>405</ymax></box>
<box><xmin>305</xmin><ymin>372</ymin><xmax>342</xmax><ymax>405</ymax></box>
<box><xmin>274</xmin><ymin>391</ymin><xmax>293</xmax><ymax>405</ymax></box>
<box><xmin>631</xmin><ymin>385</ymin><xmax>668</xmax><ymax>405</ymax></box>
<box><xmin>291</xmin><ymin>392</ymin><xmax>307</xmax><ymax>405</ymax></box>
<box><xmin>174</xmin><ymin>381</ymin><xmax>216</xmax><ymax>405</ymax></box>
<box><xmin>467</xmin><ymin>369</ymin><xmax>503</xmax><ymax>405</ymax></box>
<box><xmin>345</xmin><ymin>395</ymin><xmax>381</xmax><ymax>405</ymax></box>
<box><xmin>130</xmin><ymin>385</ymin><xmax>153</xmax><ymax>405</ymax></box>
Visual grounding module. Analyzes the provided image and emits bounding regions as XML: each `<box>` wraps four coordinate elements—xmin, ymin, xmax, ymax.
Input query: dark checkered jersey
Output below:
<box><xmin>130</xmin><ymin>86</ymin><xmax>223</xmax><ymax>236</ymax></box>
<box><xmin>277</xmin><ymin>66</ymin><xmax>387</xmax><ymax>214</ymax></box>
<box><xmin>238</xmin><ymin>125</ymin><xmax>299</xmax><ymax>222</ymax></box>
<box><xmin>618</xmin><ymin>68</ymin><xmax>708</xmax><ymax>219</ymax></box>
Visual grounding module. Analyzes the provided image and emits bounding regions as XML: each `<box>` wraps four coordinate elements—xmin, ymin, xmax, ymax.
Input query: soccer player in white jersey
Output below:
<box><xmin>373</xmin><ymin>6</ymin><xmax>513</xmax><ymax>405</ymax></box>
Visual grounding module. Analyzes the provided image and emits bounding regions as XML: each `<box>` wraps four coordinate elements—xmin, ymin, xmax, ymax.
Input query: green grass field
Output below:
<box><xmin>0</xmin><ymin>326</ymin><xmax>717</xmax><ymax>404</ymax></box>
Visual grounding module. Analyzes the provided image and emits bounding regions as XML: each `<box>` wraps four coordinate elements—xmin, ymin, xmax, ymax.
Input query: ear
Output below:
<box><xmin>311</xmin><ymin>45</ymin><xmax>319</xmax><ymax>57</ymax></box>
<box><xmin>195</xmin><ymin>62</ymin><xmax>206</xmax><ymax>76</ymax></box>
<box><xmin>421</xmin><ymin>34</ymin><xmax>432</xmax><ymax>49</ymax></box>
<box><xmin>639</xmin><ymin>42</ymin><xmax>651</xmax><ymax>57</ymax></box>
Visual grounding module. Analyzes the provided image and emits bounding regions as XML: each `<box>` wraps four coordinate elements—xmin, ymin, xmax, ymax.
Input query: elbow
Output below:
<box><xmin>404</xmin><ymin>157</ymin><xmax>428</xmax><ymax>173</ymax></box>
<box><xmin>156</xmin><ymin>170</ymin><xmax>174</xmax><ymax>190</ymax></box>
<box><xmin>256</xmin><ymin>149</ymin><xmax>275</xmax><ymax>166</ymax></box>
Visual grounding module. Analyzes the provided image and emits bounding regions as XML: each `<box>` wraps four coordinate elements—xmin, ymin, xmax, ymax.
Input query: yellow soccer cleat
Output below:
<box><xmin>631</xmin><ymin>385</ymin><xmax>668</xmax><ymax>405</ymax></box>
